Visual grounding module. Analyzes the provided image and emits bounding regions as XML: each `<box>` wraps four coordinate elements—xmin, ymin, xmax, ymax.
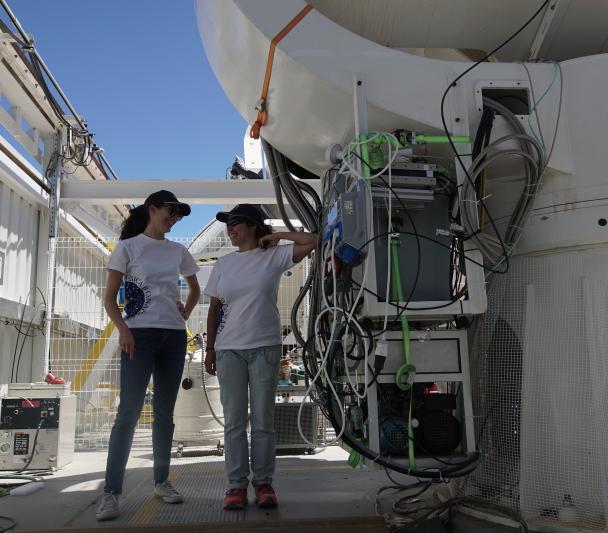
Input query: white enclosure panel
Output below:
<box><xmin>0</xmin><ymin>322</ymin><xmax>35</xmax><ymax>388</ymax></box>
<box><xmin>0</xmin><ymin>180</ymin><xmax>39</xmax><ymax>304</ymax></box>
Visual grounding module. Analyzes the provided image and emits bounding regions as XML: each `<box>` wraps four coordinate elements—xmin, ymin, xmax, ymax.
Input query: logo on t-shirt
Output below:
<box><xmin>124</xmin><ymin>275</ymin><xmax>151</xmax><ymax>318</ymax></box>
<box><xmin>217</xmin><ymin>297</ymin><xmax>228</xmax><ymax>333</ymax></box>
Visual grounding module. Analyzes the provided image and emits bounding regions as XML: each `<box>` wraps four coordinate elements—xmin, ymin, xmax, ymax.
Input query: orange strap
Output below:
<box><xmin>250</xmin><ymin>5</ymin><xmax>313</xmax><ymax>139</ymax></box>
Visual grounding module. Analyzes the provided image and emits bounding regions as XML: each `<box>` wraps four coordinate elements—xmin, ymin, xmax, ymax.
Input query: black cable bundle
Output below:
<box><xmin>261</xmin><ymin>138</ymin><xmax>322</xmax><ymax>351</ymax></box>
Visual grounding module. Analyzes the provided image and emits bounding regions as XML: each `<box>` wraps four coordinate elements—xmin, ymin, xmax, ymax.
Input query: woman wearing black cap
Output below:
<box><xmin>96</xmin><ymin>190</ymin><xmax>201</xmax><ymax>521</ymax></box>
<box><xmin>203</xmin><ymin>204</ymin><xmax>318</xmax><ymax>511</ymax></box>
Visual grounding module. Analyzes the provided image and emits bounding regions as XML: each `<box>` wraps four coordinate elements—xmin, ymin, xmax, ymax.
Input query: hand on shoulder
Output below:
<box><xmin>258</xmin><ymin>234</ymin><xmax>281</xmax><ymax>249</ymax></box>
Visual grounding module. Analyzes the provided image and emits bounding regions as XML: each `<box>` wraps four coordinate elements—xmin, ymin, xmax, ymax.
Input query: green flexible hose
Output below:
<box><xmin>356</xmin><ymin>134</ymin><xmax>371</xmax><ymax>180</ymax></box>
<box><xmin>390</xmin><ymin>236</ymin><xmax>416</xmax><ymax>468</ymax></box>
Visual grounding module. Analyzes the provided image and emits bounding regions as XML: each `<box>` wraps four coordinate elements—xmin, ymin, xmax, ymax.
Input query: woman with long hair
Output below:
<box><xmin>96</xmin><ymin>190</ymin><xmax>201</xmax><ymax>521</ymax></box>
<box><xmin>204</xmin><ymin>204</ymin><xmax>317</xmax><ymax>510</ymax></box>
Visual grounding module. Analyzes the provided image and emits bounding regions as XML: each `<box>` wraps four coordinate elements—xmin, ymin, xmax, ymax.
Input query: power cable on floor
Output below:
<box><xmin>0</xmin><ymin>515</ymin><xmax>16</xmax><ymax>532</ymax></box>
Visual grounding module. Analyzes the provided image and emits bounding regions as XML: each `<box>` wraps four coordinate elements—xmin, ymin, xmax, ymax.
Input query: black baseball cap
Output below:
<box><xmin>144</xmin><ymin>190</ymin><xmax>191</xmax><ymax>216</ymax></box>
<box><xmin>216</xmin><ymin>204</ymin><xmax>265</xmax><ymax>226</ymax></box>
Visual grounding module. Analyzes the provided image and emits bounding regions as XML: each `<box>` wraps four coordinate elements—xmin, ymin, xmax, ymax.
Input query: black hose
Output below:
<box><xmin>290</xmin><ymin>263</ymin><xmax>316</xmax><ymax>348</ymax></box>
<box><xmin>275</xmin><ymin>151</ymin><xmax>318</xmax><ymax>232</ymax></box>
<box><xmin>261</xmin><ymin>139</ymin><xmax>324</xmax><ymax>351</ymax></box>
<box><xmin>294</xmin><ymin>178</ymin><xmax>322</xmax><ymax>217</ymax></box>
<box><xmin>261</xmin><ymin>138</ymin><xmax>297</xmax><ymax>232</ymax></box>
<box><xmin>271</xmin><ymin>143</ymin><xmax>319</xmax><ymax>232</ymax></box>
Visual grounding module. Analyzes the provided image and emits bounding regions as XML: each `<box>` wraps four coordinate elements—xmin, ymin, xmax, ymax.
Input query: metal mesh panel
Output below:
<box><xmin>49</xmin><ymin>236</ymin><xmax>310</xmax><ymax>451</ymax></box>
<box><xmin>274</xmin><ymin>402</ymin><xmax>319</xmax><ymax>448</ymax></box>
<box><xmin>464</xmin><ymin>250</ymin><xmax>608</xmax><ymax>530</ymax></box>
<box><xmin>51</xmin><ymin>236</ymin><xmax>118</xmax><ymax>450</ymax></box>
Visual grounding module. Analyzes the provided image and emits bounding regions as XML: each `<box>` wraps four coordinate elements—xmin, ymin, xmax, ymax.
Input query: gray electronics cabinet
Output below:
<box><xmin>0</xmin><ymin>383</ymin><xmax>76</xmax><ymax>470</ymax></box>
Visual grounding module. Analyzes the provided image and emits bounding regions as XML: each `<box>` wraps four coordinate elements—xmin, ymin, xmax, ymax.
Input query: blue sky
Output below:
<box><xmin>8</xmin><ymin>0</ymin><xmax>247</xmax><ymax>236</ymax></box>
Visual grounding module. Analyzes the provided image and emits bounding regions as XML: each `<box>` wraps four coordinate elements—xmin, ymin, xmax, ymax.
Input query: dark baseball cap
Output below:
<box><xmin>144</xmin><ymin>190</ymin><xmax>191</xmax><ymax>216</ymax></box>
<box><xmin>216</xmin><ymin>204</ymin><xmax>265</xmax><ymax>226</ymax></box>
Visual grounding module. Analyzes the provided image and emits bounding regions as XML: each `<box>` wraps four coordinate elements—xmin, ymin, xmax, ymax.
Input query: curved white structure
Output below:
<box><xmin>196</xmin><ymin>1</ymin><xmax>608</xmax><ymax>529</ymax></box>
<box><xmin>196</xmin><ymin>0</ymin><xmax>608</xmax><ymax>255</ymax></box>
<box><xmin>195</xmin><ymin>2</ymin><xmax>557</xmax><ymax>169</ymax></box>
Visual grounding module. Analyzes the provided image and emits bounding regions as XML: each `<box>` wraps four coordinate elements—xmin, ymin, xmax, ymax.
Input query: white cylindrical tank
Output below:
<box><xmin>173</xmin><ymin>350</ymin><xmax>224</xmax><ymax>450</ymax></box>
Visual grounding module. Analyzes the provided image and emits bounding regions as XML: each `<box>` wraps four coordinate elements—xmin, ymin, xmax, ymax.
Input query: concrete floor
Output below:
<box><xmin>1</xmin><ymin>444</ymin><xmax>587</xmax><ymax>533</ymax></box>
<box><xmin>1</xmin><ymin>446</ymin><xmax>396</xmax><ymax>531</ymax></box>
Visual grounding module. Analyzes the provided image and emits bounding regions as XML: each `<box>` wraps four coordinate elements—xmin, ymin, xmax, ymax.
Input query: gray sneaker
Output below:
<box><xmin>96</xmin><ymin>492</ymin><xmax>119</xmax><ymax>521</ymax></box>
<box><xmin>154</xmin><ymin>480</ymin><xmax>183</xmax><ymax>503</ymax></box>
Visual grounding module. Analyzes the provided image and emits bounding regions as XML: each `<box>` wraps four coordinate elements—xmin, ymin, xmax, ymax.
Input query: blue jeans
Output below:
<box><xmin>104</xmin><ymin>328</ymin><xmax>186</xmax><ymax>494</ymax></box>
<box><xmin>215</xmin><ymin>345</ymin><xmax>281</xmax><ymax>489</ymax></box>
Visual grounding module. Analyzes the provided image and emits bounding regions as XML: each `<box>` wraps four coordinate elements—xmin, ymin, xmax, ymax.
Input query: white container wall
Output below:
<box><xmin>0</xmin><ymin>323</ymin><xmax>34</xmax><ymax>389</ymax></box>
<box><xmin>0</xmin><ymin>159</ymin><xmax>114</xmax><ymax>390</ymax></box>
<box><xmin>0</xmin><ymin>179</ymin><xmax>39</xmax><ymax>304</ymax></box>
<box><xmin>0</xmin><ymin>179</ymin><xmax>41</xmax><ymax>388</ymax></box>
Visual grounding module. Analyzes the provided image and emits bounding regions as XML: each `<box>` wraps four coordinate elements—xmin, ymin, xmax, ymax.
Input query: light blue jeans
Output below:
<box><xmin>215</xmin><ymin>345</ymin><xmax>281</xmax><ymax>489</ymax></box>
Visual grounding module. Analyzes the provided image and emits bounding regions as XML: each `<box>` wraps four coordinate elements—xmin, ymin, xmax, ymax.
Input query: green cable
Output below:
<box><xmin>414</xmin><ymin>134</ymin><xmax>470</xmax><ymax>144</ymax></box>
<box><xmin>389</xmin><ymin>236</ymin><xmax>416</xmax><ymax>468</ymax></box>
<box><xmin>354</xmin><ymin>135</ymin><xmax>372</xmax><ymax>181</ymax></box>
<box><xmin>347</xmin><ymin>439</ymin><xmax>368</xmax><ymax>468</ymax></box>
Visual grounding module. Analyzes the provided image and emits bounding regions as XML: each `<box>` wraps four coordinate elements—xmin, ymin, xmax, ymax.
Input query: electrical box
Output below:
<box><xmin>364</xmin><ymin>330</ymin><xmax>476</xmax><ymax>468</ymax></box>
<box><xmin>323</xmin><ymin>180</ymin><xmax>368</xmax><ymax>265</ymax></box>
<box><xmin>0</xmin><ymin>383</ymin><xmax>76</xmax><ymax>470</ymax></box>
<box><xmin>372</xmin><ymin>193</ymin><xmax>452</xmax><ymax>302</ymax></box>
<box><xmin>359</xmin><ymin>173</ymin><xmax>487</xmax><ymax>319</ymax></box>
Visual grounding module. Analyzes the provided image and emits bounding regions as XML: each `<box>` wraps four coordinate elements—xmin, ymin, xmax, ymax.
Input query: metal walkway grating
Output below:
<box><xmin>97</xmin><ymin>454</ymin><xmax>392</xmax><ymax>527</ymax></box>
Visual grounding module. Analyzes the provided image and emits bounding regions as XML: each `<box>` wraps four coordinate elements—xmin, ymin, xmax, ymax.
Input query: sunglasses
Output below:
<box><xmin>226</xmin><ymin>216</ymin><xmax>247</xmax><ymax>227</ymax></box>
<box><xmin>162</xmin><ymin>204</ymin><xmax>183</xmax><ymax>218</ymax></box>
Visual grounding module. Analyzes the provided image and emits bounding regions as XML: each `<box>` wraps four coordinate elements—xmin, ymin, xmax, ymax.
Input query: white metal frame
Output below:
<box><xmin>58</xmin><ymin>178</ymin><xmax>322</xmax><ymax>207</ymax></box>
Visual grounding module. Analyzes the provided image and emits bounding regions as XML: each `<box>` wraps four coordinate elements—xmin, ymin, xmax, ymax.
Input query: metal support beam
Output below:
<box><xmin>59</xmin><ymin>179</ymin><xmax>323</xmax><ymax>206</ymax></box>
<box><xmin>353</xmin><ymin>74</ymin><xmax>368</xmax><ymax>140</ymax></box>
<box><xmin>528</xmin><ymin>0</ymin><xmax>561</xmax><ymax>60</ymax></box>
<box><xmin>353</xmin><ymin>74</ymin><xmax>369</xmax><ymax>178</ymax></box>
<box><xmin>42</xmin><ymin>132</ymin><xmax>62</xmax><ymax>380</ymax></box>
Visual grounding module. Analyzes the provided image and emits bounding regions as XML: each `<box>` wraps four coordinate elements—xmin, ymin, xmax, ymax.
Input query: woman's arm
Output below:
<box><xmin>180</xmin><ymin>274</ymin><xmax>201</xmax><ymax>320</ymax></box>
<box><xmin>104</xmin><ymin>269</ymin><xmax>135</xmax><ymax>358</ymax></box>
<box><xmin>259</xmin><ymin>231</ymin><xmax>319</xmax><ymax>263</ymax></box>
<box><xmin>204</xmin><ymin>296</ymin><xmax>221</xmax><ymax>375</ymax></box>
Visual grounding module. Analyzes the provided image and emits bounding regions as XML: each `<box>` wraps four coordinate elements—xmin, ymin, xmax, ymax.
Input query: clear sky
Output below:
<box><xmin>8</xmin><ymin>0</ymin><xmax>248</xmax><ymax>237</ymax></box>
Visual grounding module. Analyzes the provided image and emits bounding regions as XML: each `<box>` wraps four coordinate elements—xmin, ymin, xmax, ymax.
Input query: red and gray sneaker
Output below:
<box><xmin>254</xmin><ymin>483</ymin><xmax>278</xmax><ymax>508</ymax></box>
<box><xmin>223</xmin><ymin>488</ymin><xmax>248</xmax><ymax>510</ymax></box>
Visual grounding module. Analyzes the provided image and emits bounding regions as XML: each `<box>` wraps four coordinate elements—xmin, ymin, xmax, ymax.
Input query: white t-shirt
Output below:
<box><xmin>107</xmin><ymin>234</ymin><xmax>199</xmax><ymax>329</ymax></box>
<box><xmin>204</xmin><ymin>244</ymin><xmax>294</xmax><ymax>350</ymax></box>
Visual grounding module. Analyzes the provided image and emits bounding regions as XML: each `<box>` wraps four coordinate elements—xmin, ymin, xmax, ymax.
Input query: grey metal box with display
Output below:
<box><xmin>0</xmin><ymin>383</ymin><xmax>76</xmax><ymax>470</ymax></box>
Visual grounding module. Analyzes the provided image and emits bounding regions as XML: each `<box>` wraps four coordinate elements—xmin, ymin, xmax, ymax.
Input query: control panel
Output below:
<box><xmin>0</xmin><ymin>391</ymin><xmax>76</xmax><ymax>470</ymax></box>
<box><xmin>0</xmin><ymin>398</ymin><xmax>61</xmax><ymax>429</ymax></box>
